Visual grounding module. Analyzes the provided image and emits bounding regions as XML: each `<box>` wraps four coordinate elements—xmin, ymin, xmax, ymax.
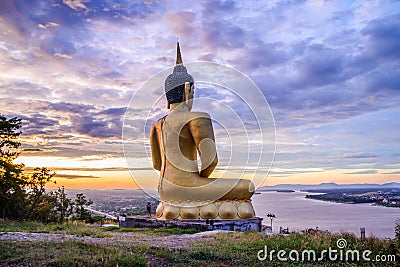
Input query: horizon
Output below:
<box><xmin>1</xmin><ymin>0</ymin><xmax>400</xmax><ymax>190</ymax></box>
<box><xmin>57</xmin><ymin>181</ymin><xmax>400</xmax><ymax>191</ymax></box>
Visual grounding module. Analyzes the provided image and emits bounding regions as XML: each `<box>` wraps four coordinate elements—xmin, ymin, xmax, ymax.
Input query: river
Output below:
<box><xmin>252</xmin><ymin>191</ymin><xmax>400</xmax><ymax>238</ymax></box>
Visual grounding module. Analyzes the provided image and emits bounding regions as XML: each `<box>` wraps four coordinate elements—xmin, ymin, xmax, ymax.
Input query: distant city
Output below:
<box><xmin>66</xmin><ymin>189</ymin><xmax>159</xmax><ymax>218</ymax></box>
<box><xmin>65</xmin><ymin>183</ymin><xmax>400</xmax><ymax>220</ymax></box>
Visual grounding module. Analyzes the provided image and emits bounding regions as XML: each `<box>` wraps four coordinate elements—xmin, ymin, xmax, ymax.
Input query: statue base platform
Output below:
<box><xmin>119</xmin><ymin>215</ymin><xmax>263</xmax><ymax>232</ymax></box>
<box><xmin>156</xmin><ymin>199</ymin><xmax>256</xmax><ymax>220</ymax></box>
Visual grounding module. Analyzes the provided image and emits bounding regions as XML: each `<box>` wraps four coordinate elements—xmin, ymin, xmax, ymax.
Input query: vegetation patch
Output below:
<box><xmin>1</xmin><ymin>223</ymin><xmax>399</xmax><ymax>266</ymax></box>
<box><xmin>0</xmin><ymin>240</ymin><xmax>147</xmax><ymax>267</ymax></box>
<box><xmin>0</xmin><ymin>220</ymin><xmax>110</xmax><ymax>238</ymax></box>
<box><xmin>171</xmin><ymin>231</ymin><xmax>399</xmax><ymax>266</ymax></box>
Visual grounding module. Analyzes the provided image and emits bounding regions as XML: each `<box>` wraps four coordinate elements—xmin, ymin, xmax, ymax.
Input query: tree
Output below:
<box><xmin>74</xmin><ymin>193</ymin><xmax>93</xmax><ymax>222</ymax></box>
<box><xmin>0</xmin><ymin>115</ymin><xmax>22</xmax><ymax>159</ymax></box>
<box><xmin>30</xmin><ymin>193</ymin><xmax>57</xmax><ymax>223</ymax></box>
<box><xmin>49</xmin><ymin>186</ymin><xmax>74</xmax><ymax>223</ymax></box>
<box><xmin>0</xmin><ymin>114</ymin><xmax>93</xmax><ymax>223</ymax></box>
<box><xmin>25</xmin><ymin>167</ymin><xmax>56</xmax><ymax>219</ymax></box>
<box><xmin>0</xmin><ymin>114</ymin><xmax>26</xmax><ymax>219</ymax></box>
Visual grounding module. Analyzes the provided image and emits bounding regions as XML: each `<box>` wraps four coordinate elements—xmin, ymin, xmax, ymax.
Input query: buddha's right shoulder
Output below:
<box><xmin>189</xmin><ymin>112</ymin><xmax>211</xmax><ymax>120</ymax></box>
<box><xmin>188</xmin><ymin>112</ymin><xmax>212</xmax><ymax>129</ymax></box>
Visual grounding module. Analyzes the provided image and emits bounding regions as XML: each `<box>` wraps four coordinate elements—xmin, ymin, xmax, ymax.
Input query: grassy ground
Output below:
<box><xmin>1</xmin><ymin>220</ymin><xmax>399</xmax><ymax>266</ymax></box>
<box><xmin>0</xmin><ymin>220</ymin><xmax>201</xmax><ymax>237</ymax></box>
<box><xmin>179</xmin><ymin>231</ymin><xmax>399</xmax><ymax>266</ymax></box>
<box><xmin>0</xmin><ymin>220</ymin><xmax>110</xmax><ymax>238</ymax></box>
<box><xmin>0</xmin><ymin>240</ymin><xmax>148</xmax><ymax>267</ymax></box>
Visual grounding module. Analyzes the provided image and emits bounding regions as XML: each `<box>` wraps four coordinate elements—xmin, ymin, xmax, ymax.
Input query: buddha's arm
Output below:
<box><xmin>150</xmin><ymin>123</ymin><xmax>162</xmax><ymax>171</ymax></box>
<box><xmin>189</xmin><ymin>115</ymin><xmax>218</xmax><ymax>177</ymax></box>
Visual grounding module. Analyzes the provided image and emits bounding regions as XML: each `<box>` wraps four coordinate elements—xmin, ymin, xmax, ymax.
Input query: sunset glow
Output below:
<box><xmin>1</xmin><ymin>0</ymin><xmax>399</xmax><ymax>189</ymax></box>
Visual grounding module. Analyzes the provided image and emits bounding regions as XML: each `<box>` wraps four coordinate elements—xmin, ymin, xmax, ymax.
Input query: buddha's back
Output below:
<box><xmin>151</xmin><ymin>107</ymin><xmax>217</xmax><ymax>188</ymax></box>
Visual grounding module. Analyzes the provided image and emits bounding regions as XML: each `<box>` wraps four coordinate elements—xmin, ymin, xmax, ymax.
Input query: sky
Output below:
<box><xmin>0</xmin><ymin>0</ymin><xmax>399</xmax><ymax>189</ymax></box>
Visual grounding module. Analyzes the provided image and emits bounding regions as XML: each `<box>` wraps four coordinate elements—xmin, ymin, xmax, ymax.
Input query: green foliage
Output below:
<box><xmin>74</xmin><ymin>193</ymin><xmax>94</xmax><ymax>222</ymax></box>
<box><xmin>51</xmin><ymin>186</ymin><xmax>74</xmax><ymax>222</ymax></box>
<box><xmin>0</xmin><ymin>220</ymin><xmax>110</xmax><ymax>237</ymax></box>
<box><xmin>0</xmin><ymin>115</ymin><xmax>22</xmax><ymax>158</ymax></box>
<box><xmin>395</xmin><ymin>219</ymin><xmax>400</xmax><ymax>255</ymax></box>
<box><xmin>0</xmin><ymin>240</ymin><xmax>147</xmax><ymax>267</ymax></box>
<box><xmin>0</xmin><ymin>114</ymin><xmax>94</xmax><ymax>223</ymax></box>
<box><xmin>102</xmin><ymin>225</ymin><xmax>121</xmax><ymax>231</ymax></box>
<box><xmin>105</xmin><ymin>256</ymin><xmax>147</xmax><ymax>267</ymax></box>
<box><xmin>87</xmin><ymin>215</ymin><xmax>104</xmax><ymax>224</ymax></box>
<box><xmin>0</xmin><ymin>115</ymin><xmax>26</xmax><ymax>220</ymax></box>
<box><xmin>25</xmin><ymin>167</ymin><xmax>56</xmax><ymax>219</ymax></box>
<box><xmin>0</xmin><ymin>220</ymin><xmax>49</xmax><ymax>232</ymax></box>
<box><xmin>170</xmin><ymin>231</ymin><xmax>399</xmax><ymax>266</ymax></box>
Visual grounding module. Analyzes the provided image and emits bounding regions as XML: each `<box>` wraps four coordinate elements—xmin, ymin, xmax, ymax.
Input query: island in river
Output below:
<box><xmin>258</xmin><ymin>182</ymin><xmax>400</xmax><ymax>208</ymax></box>
<box><xmin>305</xmin><ymin>187</ymin><xmax>400</xmax><ymax>208</ymax></box>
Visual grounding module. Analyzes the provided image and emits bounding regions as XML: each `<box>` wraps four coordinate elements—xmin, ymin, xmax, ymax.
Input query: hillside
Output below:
<box><xmin>0</xmin><ymin>221</ymin><xmax>399</xmax><ymax>266</ymax></box>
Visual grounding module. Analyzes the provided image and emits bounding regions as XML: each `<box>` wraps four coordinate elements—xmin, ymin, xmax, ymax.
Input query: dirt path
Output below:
<box><xmin>0</xmin><ymin>230</ymin><xmax>225</xmax><ymax>249</ymax></box>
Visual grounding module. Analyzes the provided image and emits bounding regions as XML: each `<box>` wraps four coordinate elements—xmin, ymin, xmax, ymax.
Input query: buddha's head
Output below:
<box><xmin>165</xmin><ymin>42</ymin><xmax>194</xmax><ymax>110</ymax></box>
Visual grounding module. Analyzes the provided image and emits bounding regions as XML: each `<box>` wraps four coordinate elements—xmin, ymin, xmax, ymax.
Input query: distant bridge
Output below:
<box><xmin>85</xmin><ymin>207</ymin><xmax>118</xmax><ymax>220</ymax></box>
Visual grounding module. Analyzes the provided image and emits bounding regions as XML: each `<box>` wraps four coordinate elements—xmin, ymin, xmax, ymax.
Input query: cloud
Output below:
<box><xmin>203</xmin><ymin>20</ymin><xmax>246</xmax><ymax>49</ymax></box>
<box><xmin>242</xmin><ymin>41</ymin><xmax>291</xmax><ymax>69</ymax></box>
<box><xmin>20</xmin><ymin>143</ymin><xmax>122</xmax><ymax>158</ymax></box>
<box><xmin>293</xmin><ymin>44</ymin><xmax>346</xmax><ymax>87</ymax></box>
<box><xmin>24</xmin><ymin>167</ymin><xmax>127</xmax><ymax>172</ymax></box>
<box><xmin>56</xmin><ymin>174</ymin><xmax>100</xmax><ymax>179</ymax></box>
<box><xmin>63</xmin><ymin>0</ymin><xmax>90</xmax><ymax>11</ymax></box>
<box><xmin>199</xmin><ymin>0</ymin><xmax>248</xmax><ymax>49</ymax></box>
<box><xmin>97</xmin><ymin>107</ymin><xmax>127</xmax><ymax>116</ymax></box>
<box><xmin>202</xmin><ymin>0</ymin><xmax>236</xmax><ymax>16</ymax></box>
<box><xmin>382</xmin><ymin>171</ymin><xmax>400</xmax><ymax>175</ymax></box>
<box><xmin>49</xmin><ymin>102</ymin><xmax>94</xmax><ymax>113</ymax></box>
<box><xmin>268</xmin><ymin>169</ymin><xmax>324</xmax><ymax>175</ymax></box>
<box><xmin>345</xmin><ymin>170</ymin><xmax>378</xmax><ymax>175</ymax></box>
<box><xmin>53</xmin><ymin>53</ymin><xmax>72</xmax><ymax>59</ymax></box>
<box><xmin>23</xmin><ymin>148</ymin><xmax>42</xmax><ymax>152</ymax></box>
<box><xmin>3</xmin><ymin>98</ymin><xmax>127</xmax><ymax>138</ymax></box>
<box><xmin>360</xmin><ymin>14</ymin><xmax>400</xmax><ymax>61</ymax></box>
<box><xmin>20</xmin><ymin>115</ymin><xmax>60</xmax><ymax>136</ymax></box>
<box><xmin>163</xmin><ymin>11</ymin><xmax>197</xmax><ymax>40</ymax></box>
<box><xmin>38</xmin><ymin>22</ymin><xmax>59</xmax><ymax>29</ymax></box>
<box><xmin>70</xmin><ymin>115</ymin><xmax>119</xmax><ymax>138</ymax></box>
<box><xmin>343</xmin><ymin>153</ymin><xmax>378</xmax><ymax>159</ymax></box>
<box><xmin>66</xmin><ymin>107</ymin><xmax>128</xmax><ymax>138</ymax></box>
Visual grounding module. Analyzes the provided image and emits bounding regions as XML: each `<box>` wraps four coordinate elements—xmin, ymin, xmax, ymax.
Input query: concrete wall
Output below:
<box><xmin>120</xmin><ymin>216</ymin><xmax>263</xmax><ymax>232</ymax></box>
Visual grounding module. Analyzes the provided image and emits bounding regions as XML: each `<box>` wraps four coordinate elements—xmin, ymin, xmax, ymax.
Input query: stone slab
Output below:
<box><xmin>120</xmin><ymin>216</ymin><xmax>263</xmax><ymax>232</ymax></box>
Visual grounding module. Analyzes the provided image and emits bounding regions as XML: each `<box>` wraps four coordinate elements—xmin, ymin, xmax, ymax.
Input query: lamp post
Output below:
<box><xmin>267</xmin><ymin>213</ymin><xmax>276</xmax><ymax>230</ymax></box>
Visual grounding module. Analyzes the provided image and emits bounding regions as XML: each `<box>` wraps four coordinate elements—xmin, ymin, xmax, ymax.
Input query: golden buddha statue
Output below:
<box><xmin>151</xmin><ymin>43</ymin><xmax>256</xmax><ymax>220</ymax></box>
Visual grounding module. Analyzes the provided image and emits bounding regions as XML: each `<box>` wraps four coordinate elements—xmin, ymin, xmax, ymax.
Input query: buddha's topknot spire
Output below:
<box><xmin>165</xmin><ymin>42</ymin><xmax>194</xmax><ymax>105</ymax></box>
<box><xmin>176</xmin><ymin>42</ymin><xmax>183</xmax><ymax>65</ymax></box>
